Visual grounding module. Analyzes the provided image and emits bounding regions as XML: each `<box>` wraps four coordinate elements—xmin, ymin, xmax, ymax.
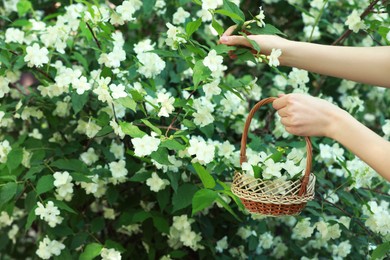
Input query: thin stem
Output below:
<box><xmin>44</xmin><ymin>161</ymin><xmax>56</xmax><ymax>174</ymax></box>
<box><xmin>165</xmin><ymin>90</ymin><xmax>196</xmax><ymax>137</ymax></box>
<box><xmin>361</xmin><ymin>187</ymin><xmax>390</xmax><ymax>196</ymax></box>
<box><xmin>134</xmin><ymin>123</ymin><xmax>180</xmax><ymax>131</ymax></box>
<box><xmin>86</xmin><ymin>22</ymin><xmax>102</xmax><ymax>50</ymax></box>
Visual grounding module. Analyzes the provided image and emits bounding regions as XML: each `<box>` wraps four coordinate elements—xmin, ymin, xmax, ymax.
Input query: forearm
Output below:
<box><xmin>280</xmin><ymin>42</ymin><xmax>390</xmax><ymax>88</ymax></box>
<box><xmin>328</xmin><ymin>109</ymin><xmax>390</xmax><ymax>181</ymax></box>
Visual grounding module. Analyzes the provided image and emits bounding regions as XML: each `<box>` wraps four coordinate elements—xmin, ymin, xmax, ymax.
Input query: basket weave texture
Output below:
<box><xmin>231</xmin><ymin>97</ymin><xmax>316</xmax><ymax>216</ymax></box>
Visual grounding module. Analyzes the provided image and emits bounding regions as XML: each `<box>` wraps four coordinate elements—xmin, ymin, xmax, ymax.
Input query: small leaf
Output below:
<box><xmin>211</xmin><ymin>17</ymin><xmax>224</xmax><ymax>36</ymax></box>
<box><xmin>51</xmin><ymin>159</ymin><xmax>90</xmax><ymax>174</ymax></box>
<box><xmin>213</xmin><ymin>44</ymin><xmax>236</xmax><ymax>55</ymax></box>
<box><xmin>186</xmin><ymin>18</ymin><xmax>202</xmax><ymax>37</ymax></box>
<box><xmin>222</xmin><ymin>0</ymin><xmax>245</xmax><ymax>24</ymax></box>
<box><xmin>17</xmin><ymin>0</ymin><xmax>32</xmax><ymax>16</ymax></box>
<box><xmin>214</xmin><ymin>9</ymin><xmax>244</xmax><ymax>22</ymax></box>
<box><xmin>25</xmin><ymin>208</ymin><xmax>36</xmax><ymax>230</ymax></box>
<box><xmin>117</xmin><ymin>97</ymin><xmax>137</xmax><ymax>112</ymax></box>
<box><xmin>152</xmin><ymin>214</ymin><xmax>169</xmax><ymax>233</ymax></box>
<box><xmin>215</xmin><ymin>195</ymin><xmax>241</xmax><ymax>221</ymax></box>
<box><xmin>160</xmin><ymin>139</ymin><xmax>185</xmax><ymax>151</ymax></box>
<box><xmin>36</xmin><ymin>175</ymin><xmax>55</xmax><ymax>196</ymax></box>
<box><xmin>70</xmin><ymin>172</ymin><xmax>93</xmax><ymax>183</ymax></box>
<box><xmin>192</xmin><ymin>189</ymin><xmax>217</xmax><ymax>215</ymax></box>
<box><xmin>79</xmin><ymin>243</ymin><xmax>103</xmax><ymax>260</ymax></box>
<box><xmin>53</xmin><ymin>200</ymin><xmax>77</xmax><ymax>214</ymax></box>
<box><xmin>119</xmin><ymin>121</ymin><xmax>146</xmax><ymax>138</ymax></box>
<box><xmin>150</xmin><ymin>147</ymin><xmax>172</xmax><ymax>165</ymax></box>
<box><xmin>7</xmin><ymin>148</ymin><xmax>23</xmax><ymax>171</ymax></box>
<box><xmin>192</xmin><ymin>163</ymin><xmax>216</xmax><ymax>189</ymax></box>
<box><xmin>371</xmin><ymin>242</ymin><xmax>390</xmax><ymax>260</ymax></box>
<box><xmin>140</xmin><ymin>119</ymin><xmax>162</xmax><ymax>135</ymax></box>
<box><xmin>193</xmin><ymin>60</ymin><xmax>211</xmax><ymax>87</ymax></box>
<box><xmin>0</xmin><ymin>182</ymin><xmax>17</xmax><ymax>206</ymax></box>
<box><xmin>246</xmin><ymin>24</ymin><xmax>286</xmax><ymax>37</ymax></box>
<box><xmin>172</xmin><ymin>183</ymin><xmax>198</xmax><ymax>212</ymax></box>
<box><xmin>71</xmin><ymin>91</ymin><xmax>89</xmax><ymax>115</ymax></box>
<box><xmin>239</xmin><ymin>32</ymin><xmax>260</xmax><ymax>53</ymax></box>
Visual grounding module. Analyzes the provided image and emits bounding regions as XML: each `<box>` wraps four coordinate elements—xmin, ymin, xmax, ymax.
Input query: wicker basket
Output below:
<box><xmin>231</xmin><ymin>97</ymin><xmax>315</xmax><ymax>216</ymax></box>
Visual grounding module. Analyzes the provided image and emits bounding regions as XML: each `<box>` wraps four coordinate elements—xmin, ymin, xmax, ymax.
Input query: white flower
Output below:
<box><xmin>110</xmin><ymin>141</ymin><xmax>125</xmax><ymax>160</ymax></box>
<box><xmin>116</xmin><ymin>0</ymin><xmax>142</xmax><ymax>22</ymax></box>
<box><xmin>131</xmin><ymin>134</ymin><xmax>161</xmax><ymax>157</ymax></box>
<box><xmin>53</xmin><ymin>171</ymin><xmax>74</xmax><ymax>201</ymax></box>
<box><xmin>215</xmin><ymin>236</ymin><xmax>228</xmax><ymax>253</ymax></box>
<box><xmin>262</xmin><ymin>159</ymin><xmax>283</xmax><ymax>179</ymax></box>
<box><xmin>382</xmin><ymin>119</ymin><xmax>390</xmax><ymax>138</ymax></box>
<box><xmin>203</xmin><ymin>80</ymin><xmax>221</xmax><ymax>99</ymax></box>
<box><xmin>101</xmin><ymin>248</ymin><xmax>122</xmax><ymax>260</ymax></box>
<box><xmin>53</xmin><ymin>171</ymin><xmax>72</xmax><ymax>187</ymax></box>
<box><xmin>24</xmin><ymin>43</ymin><xmax>49</xmax><ymax>67</ymax></box>
<box><xmin>137</xmin><ymin>52</ymin><xmax>166</xmax><ymax>78</ymax></box>
<box><xmin>110</xmin><ymin>84</ymin><xmax>127</xmax><ymax>99</ymax></box>
<box><xmin>332</xmin><ymin>240</ymin><xmax>352</xmax><ymax>258</ymax></box>
<box><xmin>5</xmin><ymin>28</ymin><xmax>24</xmax><ymax>44</ymax></box>
<box><xmin>0</xmin><ymin>77</ymin><xmax>10</xmax><ymax>98</ymax></box>
<box><xmin>255</xmin><ymin>7</ymin><xmax>266</xmax><ymax>27</ymax></box>
<box><xmin>283</xmin><ymin>159</ymin><xmax>304</xmax><ymax>178</ymax></box>
<box><xmin>259</xmin><ymin>232</ymin><xmax>273</xmax><ymax>249</ymax></box>
<box><xmin>36</xmin><ymin>236</ymin><xmax>65</xmax><ymax>259</ymax></box>
<box><xmin>292</xmin><ymin>218</ymin><xmax>314</xmax><ymax>240</ymax></box>
<box><xmin>109</xmin><ymin>160</ymin><xmax>128</xmax><ymax>181</ymax></box>
<box><xmin>0</xmin><ymin>140</ymin><xmax>11</xmax><ymax>164</ymax></box>
<box><xmin>85</xmin><ymin>119</ymin><xmax>102</xmax><ymax>138</ymax></box>
<box><xmin>110</xmin><ymin>119</ymin><xmax>125</xmax><ymax>139</ymax></box>
<box><xmin>156</xmin><ymin>91</ymin><xmax>175</xmax><ymax>117</ymax></box>
<box><xmin>187</xmin><ymin>137</ymin><xmax>215</xmax><ymax>165</ymax></box>
<box><xmin>73</xmin><ymin>76</ymin><xmax>92</xmax><ymax>95</ymax></box>
<box><xmin>8</xmin><ymin>224</ymin><xmax>19</xmax><ymax>244</ymax></box>
<box><xmin>203</xmin><ymin>50</ymin><xmax>224</xmax><ymax>72</ymax></box>
<box><xmin>268</xmin><ymin>48</ymin><xmax>282</xmax><ymax>67</ymax></box>
<box><xmin>202</xmin><ymin>0</ymin><xmax>222</xmax><ymax>10</ymax></box>
<box><xmin>288</xmin><ymin>68</ymin><xmax>309</xmax><ymax>89</ymax></box>
<box><xmin>28</xmin><ymin>128</ymin><xmax>43</xmax><ymax>140</ymax></box>
<box><xmin>173</xmin><ymin>7</ymin><xmax>190</xmax><ymax>25</ymax></box>
<box><xmin>345</xmin><ymin>10</ymin><xmax>366</xmax><ymax>33</ymax></box>
<box><xmin>146</xmin><ymin>172</ymin><xmax>170</xmax><ymax>192</ymax></box>
<box><xmin>362</xmin><ymin>200</ymin><xmax>390</xmax><ymax>236</ymax></box>
<box><xmin>35</xmin><ymin>201</ymin><xmax>63</xmax><ymax>227</ymax></box>
<box><xmin>80</xmin><ymin>148</ymin><xmax>99</xmax><ymax>166</ymax></box>
<box><xmin>242</xmin><ymin>162</ymin><xmax>254</xmax><ymax>177</ymax></box>
<box><xmin>134</xmin><ymin>39</ymin><xmax>155</xmax><ymax>55</ymax></box>
<box><xmin>165</xmin><ymin>22</ymin><xmax>187</xmax><ymax>50</ymax></box>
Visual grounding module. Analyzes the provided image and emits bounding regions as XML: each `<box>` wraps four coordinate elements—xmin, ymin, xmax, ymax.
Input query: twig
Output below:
<box><xmin>86</xmin><ymin>22</ymin><xmax>102</xmax><ymax>50</ymax></box>
<box><xmin>9</xmin><ymin>82</ymin><xmax>25</xmax><ymax>95</ymax></box>
<box><xmin>319</xmin><ymin>196</ymin><xmax>382</xmax><ymax>244</ymax></box>
<box><xmin>332</xmin><ymin>0</ymin><xmax>382</xmax><ymax>46</ymax></box>
<box><xmin>165</xmin><ymin>90</ymin><xmax>196</xmax><ymax>137</ymax></box>
<box><xmin>134</xmin><ymin>123</ymin><xmax>180</xmax><ymax>131</ymax></box>
<box><xmin>361</xmin><ymin>187</ymin><xmax>390</xmax><ymax>196</ymax></box>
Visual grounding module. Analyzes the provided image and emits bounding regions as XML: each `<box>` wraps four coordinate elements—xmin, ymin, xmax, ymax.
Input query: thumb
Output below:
<box><xmin>219</xmin><ymin>35</ymin><xmax>252</xmax><ymax>48</ymax></box>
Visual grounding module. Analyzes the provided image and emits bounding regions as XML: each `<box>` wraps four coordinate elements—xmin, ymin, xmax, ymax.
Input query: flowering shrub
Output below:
<box><xmin>0</xmin><ymin>0</ymin><xmax>390</xmax><ymax>259</ymax></box>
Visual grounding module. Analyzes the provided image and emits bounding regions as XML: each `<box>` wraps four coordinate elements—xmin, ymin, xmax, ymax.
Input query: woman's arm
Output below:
<box><xmin>219</xmin><ymin>27</ymin><xmax>390</xmax><ymax>88</ymax></box>
<box><xmin>272</xmin><ymin>93</ymin><xmax>390</xmax><ymax>181</ymax></box>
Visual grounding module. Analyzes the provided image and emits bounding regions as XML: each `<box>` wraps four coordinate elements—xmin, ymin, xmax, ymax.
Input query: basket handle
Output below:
<box><xmin>239</xmin><ymin>97</ymin><xmax>313</xmax><ymax>196</ymax></box>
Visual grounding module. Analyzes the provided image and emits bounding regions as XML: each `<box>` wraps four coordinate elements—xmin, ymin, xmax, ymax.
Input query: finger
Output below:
<box><xmin>277</xmin><ymin>107</ymin><xmax>289</xmax><ymax>117</ymax></box>
<box><xmin>278</xmin><ymin>93</ymin><xmax>285</xmax><ymax>98</ymax></box>
<box><xmin>223</xmin><ymin>25</ymin><xmax>237</xmax><ymax>36</ymax></box>
<box><xmin>280</xmin><ymin>117</ymin><xmax>293</xmax><ymax>127</ymax></box>
<box><xmin>219</xmin><ymin>35</ymin><xmax>252</xmax><ymax>48</ymax></box>
<box><xmin>272</xmin><ymin>95</ymin><xmax>288</xmax><ymax>110</ymax></box>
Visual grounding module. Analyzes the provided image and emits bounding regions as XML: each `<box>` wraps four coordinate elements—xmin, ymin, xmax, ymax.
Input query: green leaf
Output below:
<box><xmin>119</xmin><ymin>121</ymin><xmax>146</xmax><ymax>138</ymax></box>
<box><xmin>192</xmin><ymin>163</ymin><xmax>216</xmax><ymax>189</ymax></box>
<box><xmin>72</xmin><ymin>52</ymin><xmax>89</xmax><ymax>72</ymax></box>
<box><xmin>239</xmin><ymin>32</ymin><xmax>260</xmax><ymax>53</ymax></box>
<box><xmin>36</xmin><ymin>175</ymin><xmax>55</xmax><ymax>196</ymax></box>
<box><xmin>193</xmin><ymin>60</ymin><xmax>211</xmax><ymax>87</ymax></box>
<box><xmin>215</xmin><ymin>195</ymin><xmax>241</xmax><ymax>221</ymax></box>
<box><xmin>150</xmin><ymin>147</ymin><xmax>172</xmax><ymax>165</ymax></box>
<box><xmin>51</xmin><ymin>159</ymin><xmax>89</xmax><ymax>174</ymax></box>
<box><xmin>246</xmin><ymin>23</ymin><xmax>286</xmax><ymax>37</ymax></box>
<box><xmin>140</xmin><ymin>119</ymin><xmax>162</xmax><ymax>135</ymax></box>
<box><xmin>152</xmin><ymin>214</ymin><xmax>169</xmax><ymax>233</ymax></box>
<box><xmin>213</xmin><ymin>44</ymin><xmax>236</xmax><ymax>55</ymax></box>
<box><xmin>129</xmin><ymin>171</ymin><xmax>150</xmax><ymax>182</ymax></box>
<box><xmin>0</xmin><ymin>51</ymin><xmax>11</xmax><ymax>69</ymax></box>
<box><xmin>79</xmin><ymin>243</ymin><xmax>103</xmax><ymax>260</ymax></box>
<box><xmin>53</xmin><ymin>200</ymin><xmax>77</xmax><ymax>214</ymax></box>
<box><xmin>25</xmin><ymin>208</ymin><xmax>36</xmax><ymax>230</ymax></box>
<box><xmin>71</xmin><ymin>91</ymin><xmax>89</xmax><ymax>115</ymax></box>
<box><xmin>222</xmin><ymin>0</ymin><xmax>245</xmax><ymax>24</ymax></box>
<box><xmin>70</xmin><ymin>172</ymin><xmax>93</xmax><ymax>183</ymax></box>
<box><xmin>11</xmin><ymin>19</ymin><xmax>31</xmax><ymax>27</ymax></box>
<box><xmin>0</xmin><ymin>182</ymin><xmax>17</xmax><ymax>206</ymax></box>
<box><xmin>172</xmin><ymin>183</ymin><xmax>198</xmax><ymax>212</ymax></box>
<box><xmin>17</xmin><ymin>0</ymin><xmax>32</xmax><ymax>16</ymax></box>
<box><xmin>160</xmin><ymin>139</ymin><xmax>186</xmax><ymax>151</ymax></box>
<box><xmin>117</xmin><ymin>97</ymin><xmax>137</xmax><ymax>112</ymax></box>
<box><xmin>0</xmin><ymin>15</ymin><xmax>12</xmax><ymax>22</ymax></box>
<box><xmin>211</xmin><ymin>17</ymin><xmax>224</xmax><ymax>36</ymax></box>
<box><xmin>371</xmin><ymin>242</ymin><xmax>390</xmax><ymax>260</ymax></box>
<box><xmin>186</xmin><ymin>18</ymin><xmax>202</xmax><ymax>37</ymax></box>
<box><xmin>214</xmin><ymin>9</ymin><xmax>244</xmax><ymax>22</ymax></box>
<box><xmin>143</xmin><ymin>0</ymin><xmax>157</xmax><ymax>15</ymax></box>
<box><xmin>192</xmin><ymin>189</ymin><xmax>217</xmax><ymax>215</ymax></box>
<box><xmin>7</xmin><ymin>148</ymin><xmax>23</xmax><ymax>172</ymax></box>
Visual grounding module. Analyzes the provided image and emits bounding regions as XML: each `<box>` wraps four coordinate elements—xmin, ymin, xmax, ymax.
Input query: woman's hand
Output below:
<box><xmin>272</xmin><ymin>93</ymin><xmax>345</xmax><ymax>138</ymax></box>
<box><xmin>219</xmin><ymin>25</ymin><xmax>290</xmax><ymax>56</ymax></box>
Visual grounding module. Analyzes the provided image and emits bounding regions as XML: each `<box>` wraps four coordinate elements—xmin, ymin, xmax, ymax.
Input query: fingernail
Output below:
<box><xmin>220</xmin><ymin>36</ymin><xmax>228</xmax><ymax>43</ymax></box>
